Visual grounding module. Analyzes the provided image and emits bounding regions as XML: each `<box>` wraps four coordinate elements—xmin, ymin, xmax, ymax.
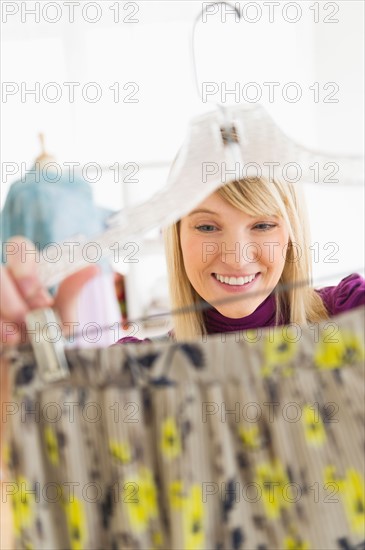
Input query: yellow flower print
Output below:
<box><xmin>169</xmin><ymin>480</ymin><xmax>185</xmax><ymax>509</ymax></box>
<box><xmin>238</xmin><ymin>425</ymin><xmax>260</xmax><ymax>449</ymax></box>
<box><xmin>168</xmin><ymin>481</ymin><xmax>205</xmax><ymax>549</ymax></box>
<box><xmin>256</xmin><ymin>459</ymin><xmax>291</xmax><ymax>519</ymax></box>
<box><xmin>123</xmin><ymin>467</ymin><xmax>158</xmax><ymax>533</ymax></box>
<box><xmin>109</xmin><ymin>439</ymin><xmax>132</xmax><ymax>464</ymax></box>
<box><xmin>302</xmin><ymin>405</ymin><xmax>326</xmax><ymax>446</ymax></box>
<box><xmin>12</xmin><ymin>475</ymin><xmax>35</xmax><ymax>536</ymax></box>
<box><xmin>44</xmin><ymin>426</ymin><xmax>59</xmax><ymax>466</ymax></box>
<box><xmin>262</xmin><ymin>329</ymin><xmax>298</xmax><ymax>377</ymax></box>
<box><xmin>184</xmin><ymin>485</ymin><xmax>205</xmax><ymax>550</ymax></box>
<box><xmin>324</xmin><ymin>465</ymin><xmax>345</xmax><ymax>491</ymax></box>
<box><xmin>152</xmin><ymin>530</ymin><xmax>164</xmax><ymax>548</ymax></box>
<box><xmin>160</xmin><ymin>417</ymin><xmax>182</xmax><ymax>460</ymax></box>
<box><xmin>284</xmin><ymin>535</ymin><xmax>310</xmax><ymax>549</ymax></box>
<box><xmin>314</xmin><ymin>329</ymin><xmax>365</xmax><ymax>370</ymax></box>
<box><xmin>63</xmin><ymin>497</ymin><xmax>87</xmax><ymax>550</ymax></box>
<box><xmin>343</xmin><ymin>469</ymin><xmax>365</xmax><ymax>535</ymax></box>
<box><xmin>324</xmin><ymin>466</ymin><xmax>365</xmax><ymax>535</ymax></box>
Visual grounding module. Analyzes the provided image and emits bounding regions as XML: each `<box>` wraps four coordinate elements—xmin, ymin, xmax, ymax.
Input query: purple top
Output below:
<box><xmin>118</xmin><ymin>273</ymin><xmax>365</xmax><ymax>344</ymax></box>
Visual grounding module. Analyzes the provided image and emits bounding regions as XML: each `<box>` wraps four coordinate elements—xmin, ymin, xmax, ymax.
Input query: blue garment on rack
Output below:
<box><xmin>1</xmin><ymin>165</ymin><xmax>113</xmax><ymax>263</ymax></box>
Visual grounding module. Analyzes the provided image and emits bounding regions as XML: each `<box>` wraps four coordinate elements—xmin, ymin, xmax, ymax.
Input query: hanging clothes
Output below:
<box><xmin>4</xmin><ymin>305</ymin><xmax>365</xmax><ymax>549</ymax></box>
<box><xmin>1</xmin><ymin>165</ymin><xmax>109</xmax><ymax>252</ymax></box>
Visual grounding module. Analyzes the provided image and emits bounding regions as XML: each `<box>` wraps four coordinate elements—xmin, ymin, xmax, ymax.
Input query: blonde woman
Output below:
<box><xmin>1</xmin><ymin>177</ymin><xmax>364</xmax><ymax>345</ymax></box>
<box><xmin>120</xmin><ymin>177</ymin><xmax>365</xmax><ymax>343</ymax></box>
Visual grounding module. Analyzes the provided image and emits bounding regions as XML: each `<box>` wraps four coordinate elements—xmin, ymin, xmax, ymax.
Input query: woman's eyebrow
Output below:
<box><xmin>188</xmin><ymin>209</ymin><xmax>218</xmax><ymax>216</ymax></box>
<box><xmin>188</xmin><ymin>209</ymin><xmax>279</xmax><ymax>219</ymax></box>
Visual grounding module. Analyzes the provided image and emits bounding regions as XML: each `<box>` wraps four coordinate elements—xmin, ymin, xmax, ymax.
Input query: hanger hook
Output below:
<box><xmin>191</xmin><ymin>2</ymin><xmax>241</xmax><ymax>103</ymax></box>
<box><xmin>39</xmin><ymin>132</ymin><xmax>46</xmax><ymax>155</ymax></box>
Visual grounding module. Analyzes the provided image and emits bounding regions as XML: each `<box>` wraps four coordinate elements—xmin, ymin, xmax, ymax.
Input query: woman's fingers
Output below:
<box><xmin>1</xmin><ymin>238</ymin><xmax>54</xmax><ymax>345</ymax></box>
<box><xmin>54</xmin><ymin>265</ymin><xmax>100</xmax><ymax>338</ymax></box>
<box><xmin>0</xmin><ymin>265</ymin><xmax>29</xmax><ymax>323</ymax></box>
<box><xmin>1</xmin><ymin>236</ymin><xmax>100</xmax><ymax>344</ymax></box>
<box><xmin>0</xmin><ymin>319</ymin><xmax>23</xmax><ymax>345</ymax></box>
<box><xmin>5</xmin><ymin>237</ymin><xmax>53</xmax><ymax>308</ymax></box>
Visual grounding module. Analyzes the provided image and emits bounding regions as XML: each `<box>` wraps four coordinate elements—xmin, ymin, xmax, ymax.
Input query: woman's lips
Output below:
<box><xmin>211</xmin><ymin>272</ymin><xmax>260</xmax><ymax>293</ymax></box>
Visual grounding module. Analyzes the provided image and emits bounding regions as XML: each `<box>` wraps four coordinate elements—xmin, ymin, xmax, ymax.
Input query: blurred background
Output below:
<box><xmin>1</xmin><ymin>0</ymin><xmax>364</xmax><ymax>339</ymax></box>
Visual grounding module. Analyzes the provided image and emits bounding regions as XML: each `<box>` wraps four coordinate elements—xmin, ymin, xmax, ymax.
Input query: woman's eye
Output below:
<box><xmin>195</xmin><ymin>225</ymin><xmax>217</xmax><ymax>232</ymax></box>
<box><xmin>254</xmin><ymin>224</ymin><xmax>277</xmax><ymax>231</ymax></box>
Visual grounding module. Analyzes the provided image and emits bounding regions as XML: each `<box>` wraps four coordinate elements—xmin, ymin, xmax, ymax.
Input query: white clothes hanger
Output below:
<box><xmin>34</xmin><ymin>133</ymin><xmax>57</xmax><ymax>170</ymax></box>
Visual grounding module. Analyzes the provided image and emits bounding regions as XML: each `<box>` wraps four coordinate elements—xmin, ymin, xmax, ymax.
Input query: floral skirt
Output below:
<box><xmin>3</xmin><ymin>307</ymin><xmax>365</xmax><ymax>549</ymax></box>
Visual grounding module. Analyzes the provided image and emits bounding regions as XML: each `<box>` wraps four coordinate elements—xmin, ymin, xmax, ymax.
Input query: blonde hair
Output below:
<box><xmin>164</xmin><ymin>177</ymin><xmax>329</xmax><ymax>341</ymax></box>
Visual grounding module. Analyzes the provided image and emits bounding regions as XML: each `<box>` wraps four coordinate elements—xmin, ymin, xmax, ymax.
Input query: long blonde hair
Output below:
<box><xmin>164</xmin><ymin>177</ymin><xmax>329</xmax><ymax>341</ymax></box>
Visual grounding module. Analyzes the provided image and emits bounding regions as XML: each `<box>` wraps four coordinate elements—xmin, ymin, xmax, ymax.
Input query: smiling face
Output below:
<box><xmin>179</xmin><ymin>191</ymin><xmax>290</xmax><ymax>318</ymax></box>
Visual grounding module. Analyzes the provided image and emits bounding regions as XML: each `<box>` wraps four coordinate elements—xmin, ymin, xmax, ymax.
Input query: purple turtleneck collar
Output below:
<box><xmin>118</xmin><ymin>275</ymin><xmax>364</xmax><ymax>344</ymax></box>
<box><xmin>203</xmin><ymin>293</ymin><xmax>281</xmax><ymax>334</ymax></box>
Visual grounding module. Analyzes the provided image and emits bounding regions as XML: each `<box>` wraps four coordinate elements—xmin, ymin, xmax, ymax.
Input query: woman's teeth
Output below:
<box><xmin>214</xmin><ymin>273</ymin><xmax>257</xmax><ymax>286</ymax></box>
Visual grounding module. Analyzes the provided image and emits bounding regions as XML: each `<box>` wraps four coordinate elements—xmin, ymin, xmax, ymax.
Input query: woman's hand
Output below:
<box><xmin>1</xmin><ymin>236</ymin><xmax>99</xmax><ymax>346</ymax></box>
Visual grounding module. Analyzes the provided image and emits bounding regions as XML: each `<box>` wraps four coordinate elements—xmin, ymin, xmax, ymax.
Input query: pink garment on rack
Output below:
<box><xmin>75</xmin><ymin>271</ymin><xmax>121</xmax><ymax>347</ymax></box>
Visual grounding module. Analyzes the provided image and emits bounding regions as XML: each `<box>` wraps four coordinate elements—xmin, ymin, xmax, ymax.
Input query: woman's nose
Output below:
<box><xmin>220</xmin><ymin>236</ymin><xmax>260</xmax><ymax>267</ymax></box>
